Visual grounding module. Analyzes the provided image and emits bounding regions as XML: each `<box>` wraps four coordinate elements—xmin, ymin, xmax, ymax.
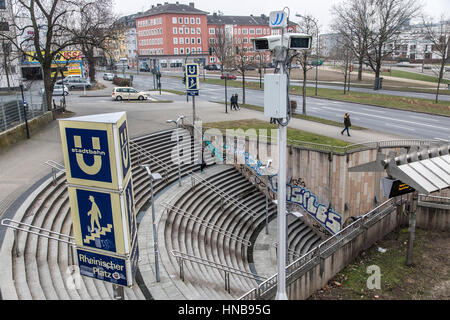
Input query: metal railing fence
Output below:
<box><xmin>0</xmin><ymin>92</ymin><xmax>47</xmax><ymax>134</ymax></box>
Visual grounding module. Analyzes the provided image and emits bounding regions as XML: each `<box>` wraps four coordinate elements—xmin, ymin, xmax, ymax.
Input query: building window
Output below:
<box><xmin>185</xmin><ymin>38</ymin><xmax>189</xmax><ymax>44</ymax></box>
<box><xmin>180</xmin><ymin>48</ymin><xmax>184</xmax><ymax>54</ymax></box>
<box><xmin>190</xmin><ymin>18</ymin><xmax>195</xmax><ymax>24</ymax></box>
<box><xmin>209</xmin><ymin>28</ymin><xmax>215</xmax><ymax>34</ymax></box>
<box><xmin>191</xmin><ymin>37</ymin><xmax>195</xmax><ymax>44</ymax></box>
<box><xmin>243</xmin><ymin>38</ymin><xmax>248</xmax><ymax>44</ymax></box>
<box><xmin>197</xmin><ymin>37</ymin><xmax>201</xmax><ymax>44</ymax></box>
<box><xmin>209</xmin><ymin>38</ymin><xmax>215</xmax><ymax>44</ymax></box>
<box><xmin>196</xmin><ymin>18</ymin><xmax>200</xmax><ymax>24</ymax></box>
<box><xmin>242</xmin><ymin>28</ymin><xmax>248</xmax><ymax>34</ymax></box>
<box><xmin>191</xmin><ymin>28</ymin><xmax>195</xmax><ymax>34</ymax></box>
<box><xmin>184</xmin><ymin>17</ymin><xmax>189</xmax><ymax>24</ymax></box>
<box><xmin>185</xmin><ymin>27</ymin><xmax>189</xmax><ymax>34</ymax></box>
<box><xmin>178</xmin><ymin>17</ymin><xmax>183</xmax><ymax>24</ymax></box>
<box><xmin>179</xmin><ymin>27</ymin><xmax>183</xmax><ymax>34</ymax></box>
<box><xmin>186</xmin><ymin>48</ymin><xmax>190</xmax><ymax>54</ymax></box>
<box><xmin>173</xmin><ymin>38</ymin><xmax>178</xmax><ymax>44</ymax></box>
<box><xmin>179</xmin><ymin>38</ymin><xmax>184</xmax><ymax>44</ymax></box>
<box><xmin>197</xmin><ymin>27</ymin><xmax>201</xmax><ymax>34</ymax></box>
<box><xmin>250</xmin><ymin>29</ymin><xmax>255</xmax><ymax>34</ymax></box>
<box><xmin>174</xmin><ymin>48</ymin><xmax>178</xmax><ymax>54</ymax></box>
<box><xmin>173</xmin><ymin>27</ymin><xmax>177</xmax><ymax>34</ymax></box>
<box><xmin>172</xmin><ymin>17</ymin><xmax>177</xmax><ymax>24</ymax></box>
<box><xmin>0</xmin><ymin>21</ymin><xmax>9</xmax><ymax>31</ymax></box>
<box><xmin>197</xmin><ymin>47</ymin><xmax>201</xmax><ymax>53</ymax></box>
<box><xmin>256</xmin><ymin>28</ymin><xmax>262</xmax><ymax>35</ymax></box>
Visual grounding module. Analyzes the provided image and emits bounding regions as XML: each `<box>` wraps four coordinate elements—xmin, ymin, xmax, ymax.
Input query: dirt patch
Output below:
<box><xmin>309</xmin><ymin>228</ymin><xmax>450</xmax><ymax>300</ymax></box>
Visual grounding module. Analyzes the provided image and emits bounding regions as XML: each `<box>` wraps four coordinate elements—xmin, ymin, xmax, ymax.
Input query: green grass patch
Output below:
<box><xmin>149</xmin><ymin>89</ymin><xmax>186</xmax><ymax>95</ymax></box>
<box><xmin>335</xmin><ymin>228</ymin><xmax>426</xmax><ymax>299</ymax></box>
<box><xmin>380</xmin><ymin>69</ymin><xmax>450</xmax><ymax>85</ymax></box>
<box><xmin>203</xmin><ymin>119</ymin><xmax>352</xmax><ymax>149</ymax></box>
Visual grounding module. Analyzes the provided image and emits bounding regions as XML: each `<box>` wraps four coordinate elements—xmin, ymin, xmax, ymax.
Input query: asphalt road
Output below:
<box><xmin>128</xmin><ymin>73</ymin><xmax>450</xmax><ymax>141</ymax></box>
<box><xmin>6</xmin><ymin>73</ymin><xmax>449</xmax><ymax>141</ymax></box>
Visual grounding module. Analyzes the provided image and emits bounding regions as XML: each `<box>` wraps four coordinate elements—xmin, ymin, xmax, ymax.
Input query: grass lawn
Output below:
<box><xmin>202</xmin><ymin>119</ymin><xmax>353</xmax><ymax>149</ymax></box>
<box><xmin>380</xmin><ymin>69</ymin><xmax>450</xmax><ymax>85</ymax></box>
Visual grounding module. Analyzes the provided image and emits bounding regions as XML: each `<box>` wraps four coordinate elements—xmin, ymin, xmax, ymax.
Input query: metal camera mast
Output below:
<box><xmin>251</xmin><ymin>7</ymin><xmax>312</xmax><ymax>300</ymax></box>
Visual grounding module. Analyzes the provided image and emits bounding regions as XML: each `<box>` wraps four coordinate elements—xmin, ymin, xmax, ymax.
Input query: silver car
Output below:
<box><xmin>103</xmin><ymin>73</ymin><xmax>114</xmax><ymax>81</ymax></box>
<box><xmin>64</xmin><ymin>78</ymin><xmax>92</xmax><ymax>90</ymax></box>
<box><xmin>39</xmin><ymin>84</ymin><xmax>69</xmax><ymax>96</ymax></box>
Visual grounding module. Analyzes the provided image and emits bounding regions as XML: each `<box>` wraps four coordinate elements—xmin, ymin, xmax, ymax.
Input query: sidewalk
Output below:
<box><xmin>0</xmin><ymin>99</ymin><xmax>403</xmax><ymax>218</ymax></box>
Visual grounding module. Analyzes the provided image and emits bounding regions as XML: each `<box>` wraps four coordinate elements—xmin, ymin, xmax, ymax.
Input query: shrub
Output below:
<box><xmin>113</xmin><ymin>77</ymin><xmax>131</xmax><ymax>86</ymax></box>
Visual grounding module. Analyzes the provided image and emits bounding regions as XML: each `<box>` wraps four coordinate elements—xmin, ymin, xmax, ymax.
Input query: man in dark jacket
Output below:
<box><xmin>341</xmin><ymin>113</ymin><xmax>351</xmax><ymax>136</ymax></box>
<box><xmin>230</xmin><ymin>94</ymin><xmax>236</xmax><ymax>110</ymax></box>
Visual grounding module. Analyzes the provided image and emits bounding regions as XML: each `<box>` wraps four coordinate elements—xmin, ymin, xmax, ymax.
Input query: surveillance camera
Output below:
<box><xmin>252</xmin><ymin>33</ymin><xmax>312</xmax><ymax>51</ymax></box>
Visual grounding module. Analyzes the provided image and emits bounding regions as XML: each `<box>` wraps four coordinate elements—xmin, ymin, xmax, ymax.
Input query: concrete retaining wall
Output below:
<box><xmin>286</xmin><ymin>204</ymin><xmax>407</xmax><ymax>300</ymax></box>
<box><xmin>417</xmin><ymin>206</ymin><xmax>450</xmax><ymax>231</ymax></box>
<box><xmin>0</xmin><ymin>111</ymin><xmax>53</xmax><ymax>150</ymax></box>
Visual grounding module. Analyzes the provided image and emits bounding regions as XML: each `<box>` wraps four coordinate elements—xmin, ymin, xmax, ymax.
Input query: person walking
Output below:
<box><xmin>230</xmin><ymin>94</ymin><xmax>236</xmax><ymax>110</ymax></box>
<box><xmin>341</xmin><ymin>113</ymin><xmax>351</xmax><ymax>136</ymax></box>
<box><xmin>235</xmin><ymin>94</ymin><xmax>240</xmax><ymax>110</ymax></box>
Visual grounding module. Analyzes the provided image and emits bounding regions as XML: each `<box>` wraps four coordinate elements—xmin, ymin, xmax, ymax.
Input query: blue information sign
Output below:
<box><xmin>65</xmin><ymin>127</ymin><xmax>112</xmax><ymax>183</ymax></box>
<box><xmin>187</xmin><ymin>76</ymin><xmax>199</xmax><ymax>90</ymax></box>
<box><xmin>77</xmin><ymin>248</ymin><xmax>128</xmax><ymax>286</ymax></box>
<box><xmin>186</xmin><ymin>63</ymin><xmax>199</xmax><ymax>76</ymax></box>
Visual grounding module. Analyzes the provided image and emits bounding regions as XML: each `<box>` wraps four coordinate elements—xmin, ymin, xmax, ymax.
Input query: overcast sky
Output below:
<box><xmin>113</xmin><ymin>0</ymin><xmax>450</xmax><ymax>33</ymax></box>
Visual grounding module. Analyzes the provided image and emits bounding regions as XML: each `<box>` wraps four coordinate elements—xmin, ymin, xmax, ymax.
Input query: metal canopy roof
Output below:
<box><xmin>386</xmin><ymin>145</ymin><xmax>450</xmax><ymax>194</ymax></box>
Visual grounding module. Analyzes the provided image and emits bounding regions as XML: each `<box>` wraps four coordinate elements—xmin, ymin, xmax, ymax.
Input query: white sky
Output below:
<box><xmin>113</xmin><ymin>0</ymin><xmax>450</xmax><ymax>33</ymax></box>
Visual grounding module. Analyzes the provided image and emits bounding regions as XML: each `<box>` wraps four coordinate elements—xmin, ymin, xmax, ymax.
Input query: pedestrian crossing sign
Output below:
<box><xmin>68</xmin><ymin>182</ymin><xmax>134</xmax><ymax>256</ymax></box>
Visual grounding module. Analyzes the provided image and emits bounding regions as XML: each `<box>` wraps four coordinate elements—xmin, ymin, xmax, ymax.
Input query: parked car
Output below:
<box><xmin>103</xmin><ymin>73</ymin><xmax>114</xmax><ymax>81</ymax></box>
<box><xmin>64</xmin><ymin>78</ymin><xmax>92</xmax><ymax>90</ymax></box>
<box><xmin>205</xmin><ymin>64</ymin><xmax>220</xmax><ymax>70</ymax></box>
<box><xmin>112</xmin><ymin>87</ymin><xmax>148</xmax><ymax>101</ymax></box>
<box><xmin>39</xmin><ymin>84</ymin><xmax>69</xmax><ymax>96</ymax></box>
<box><xmin>220</xmin><ymin>74</ymin><xmax>237</xmax><ymax>80</ymax></box>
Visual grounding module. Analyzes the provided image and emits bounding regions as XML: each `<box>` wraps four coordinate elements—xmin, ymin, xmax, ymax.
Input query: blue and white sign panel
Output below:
<box><xmin>77</xmin><ymin>247</ymin><xmax>129</xmax><ymax>287</ymax></box>
<box><xmin>187</xmin><ymin>90</ymin><xmax>199</xmax><ymax>96</ymax></box>
<box><xmin>186</xmin><ymin>63</ymin><xmax>199</xmax><ymax>76</ymax></box>
<box><xmin>59</xmin><ymin>112</ymin><xmax>131</xmax><ymax>190</ymax></box>
<box><xmin>269</xmin><ymin>11</ymin><xmax>288</xmax><ymax>28</ymax></box>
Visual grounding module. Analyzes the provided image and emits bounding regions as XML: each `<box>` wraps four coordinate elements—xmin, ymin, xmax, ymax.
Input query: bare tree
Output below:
<box><xmin>210</xmin><ymin>25</ymin><xmax>233</xmax><ymax>72</ymax></box>
<box><xmin>422</xmin><ymin>16</ymin><xmax>450</xmax><ymax>103</ymax></box>
<box><xmin>0</xmin><ymin>0</ymin><xmax>79</xmax><ymax>110</ymax></box>
<box><xmin>294</xmin><ymin>15</ymin><xmax>317</xmax><ymax>115</ymax></box>
<box><xmin>70</xmin><ymin>0</ymin><xmax>120</xmax><ymax>83</ymax></box>
<box><xmin>364</xmin><ymin>0</ymin><xmax>422</xmax><ymax>82</ymax></box>
<box><xmin>331</xmin><ymin>0</ymin><xmax>370</xmax><ymax>81</ymax></box>
<box><xmin>233</xmin><ymin>42</ymin><xmax>255</xmax><ymax>105</ymax></box>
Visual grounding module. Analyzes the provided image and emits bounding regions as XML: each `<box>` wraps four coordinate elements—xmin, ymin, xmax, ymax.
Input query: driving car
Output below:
<box><xmin>220</xmin><ymin>74</ymin><xmax>237</xmax><ymax>80</ymax></box>
<box><xmin>103</xmin><ymin>73</ymin><xmax>114</xmax><ymax>81</ymax></box>
<box><xmin>205</xmin><ymin>64</ymin><xmax>220</xmax><ymax>70</ymax></box>
<box><xmin>64</xmin><ymin>78</ymin><xmax>92</xmax><ymax>89</ymax></box>
<box><xmin>112</xmin><ymin>87</ymin><xmax>148</xmax><ymax>101</ymax></box>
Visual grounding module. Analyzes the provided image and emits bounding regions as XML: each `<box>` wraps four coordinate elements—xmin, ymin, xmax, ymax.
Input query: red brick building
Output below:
<box><xmin>135</xmin><ymin>2</ymin><xmax>299</xmax><ymax>70</ymax></box>
<box><xmin>136</xmin><ymin>2</ymin><xmax>209</xmax><ymax>69</ymax></box>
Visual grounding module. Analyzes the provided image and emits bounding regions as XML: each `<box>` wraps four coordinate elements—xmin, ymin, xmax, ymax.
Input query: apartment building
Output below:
<box><xmin>136</xmin><ymin>2</ymin><xmax>209</xmax><ymax>69</ymax></box>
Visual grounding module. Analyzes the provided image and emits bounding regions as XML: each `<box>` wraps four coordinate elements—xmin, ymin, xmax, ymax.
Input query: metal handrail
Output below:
<box><xmin>418</xmin><ymin>194</ymin><xmax>450</xmax><ymax>203</ymax></box>
<box><xmin>1</xmin><ymin>218</ymin><xmax>75</xmax><ymax>246</ymax></box>
<box><xmin>161</xmin><ymin>202</ymin><xmax>252</xmax><ymax>247</ymax></box>
<box><xmin>189</xmin><ymin>171</ymin><xmax>259</xmax><ymax>218</ymax></box>
<box><xmin>171</xmin><ymin>250</ymin><xmax>266</xmax><ymax>281</ymax></box>
<box><xmin>44</xmin><ymin>160</ymin><xmax>65</xmax><ymax>172</ymax></box>
<box><xmin>238</xmin><ymin>198</ymin><xmax>397</xmax><ymax>300</ymax></box>
<box><xmin>129</xmin><ymin>140</ymin><xmax>170</xmax><ymax>179</ymax></box>
<box><xmin>272</xmin><ymin>242</ymin><xmax>302</xmax><ymax>261</ymax></box>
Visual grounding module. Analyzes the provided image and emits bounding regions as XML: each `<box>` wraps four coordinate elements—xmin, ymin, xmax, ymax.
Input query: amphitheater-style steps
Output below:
<box><xmin>2</xmin><ymin>128</ymin><xmax>214</xmax><ymax>300</ymax></box>
<box><xmin>160</xmin><ymin>165</ymin><xmax>279</xmax><ymax>299</ymax></box>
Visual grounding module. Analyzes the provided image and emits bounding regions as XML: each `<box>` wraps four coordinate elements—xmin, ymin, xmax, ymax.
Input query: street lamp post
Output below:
<box><xmin>296</xmin><ymin>14</ymin><xmax>319</xmax><ymax>96</ymax></box>
<box><xmin>19</xmin><ymin>80</ymin><xmax>30</xmax><ymax>139</ymax></box>
<box><xmin>167</xmin><ymin>115</ymin><xmax>185</xmax><ymax>187</ymax></box>
<box><xmin>141</xmin><ymin>164</ymin><xmax>162</xmax><ymax>282</ymax></box>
